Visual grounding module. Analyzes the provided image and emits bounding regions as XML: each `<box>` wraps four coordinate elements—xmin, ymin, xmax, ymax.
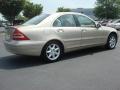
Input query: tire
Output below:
<box><xmin>105</xmin><ymin>33</ymin><xmax>117</xmax><ymax>49</ymax></box>
<box><xmin>41</xmin><ymin>41</ymin><xmax>63</xmax><ymax>62</ymax></box>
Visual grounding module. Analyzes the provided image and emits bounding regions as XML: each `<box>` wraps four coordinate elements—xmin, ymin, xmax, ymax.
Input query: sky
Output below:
<box><xmin>31</xmin><ymin>0</ymin><xmax>96</xmax><ymax>13</ymax></box>
<box><xmin>0</xmin><ymin>0</ymin><xmax>96</xmax><ymax>20</ymax></box>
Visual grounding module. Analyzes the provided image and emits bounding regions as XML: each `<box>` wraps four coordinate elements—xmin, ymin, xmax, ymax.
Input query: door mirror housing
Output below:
<box><xmin>96</xmin><ymin>23</ymin><xmax>101</xmax><ymax>28</ymax></box>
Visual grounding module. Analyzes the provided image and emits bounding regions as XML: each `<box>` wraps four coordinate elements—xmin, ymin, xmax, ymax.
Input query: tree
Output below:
<box><xmin>0</xmin><ymin>0</ymin><xmax>26</xmax><ymax>24</ymax></box>
<box><xmin>57</xmin><ymin>7</ymin><xmax>71</xmax><ymax>12</ymax></box>
<box><xmin>94</xmin><ymin>0</ymin><xmax>120</xmax><ymax>19</ymax></box>
<box><xmin>23</xmin><ymin>2</ymin><xmax>43</xmax><ymax>19</ymax></box>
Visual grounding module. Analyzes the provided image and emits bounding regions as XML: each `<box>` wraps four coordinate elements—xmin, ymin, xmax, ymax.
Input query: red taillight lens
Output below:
<box><xmin>13</xmin><ymin>28</ymin><xmax>30</xmax><ymax>40</ymax></box>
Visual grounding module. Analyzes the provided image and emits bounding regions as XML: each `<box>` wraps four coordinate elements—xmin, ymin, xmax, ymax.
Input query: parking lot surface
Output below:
<box><xmin>0</xmin><ymin>32</ymin><xmax>120</xmax><ymax>90</ymax></box>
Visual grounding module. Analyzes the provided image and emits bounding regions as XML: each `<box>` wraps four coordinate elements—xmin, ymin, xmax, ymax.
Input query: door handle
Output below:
<box><xmin>57</xmin><ymin>29</ymin><xmax>64</xmax><ymax>32</ymax></box>
<box><xmin>82</xmin><ymin>29</ymin><xmax>87</xmax><ymax>32</ymax></box>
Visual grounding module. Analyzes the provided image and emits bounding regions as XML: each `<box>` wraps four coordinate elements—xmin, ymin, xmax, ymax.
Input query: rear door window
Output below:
<box><xmin>53</xmin><ymin>14</ymin><xmax>76</xmax><ymax>27</ymax></box>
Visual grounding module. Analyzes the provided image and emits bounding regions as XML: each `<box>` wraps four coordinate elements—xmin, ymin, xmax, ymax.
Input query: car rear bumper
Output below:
<box><xmin>4</xmin><ymin>40</ymin><xmax>46</xmax><ymax>56</ymax></box>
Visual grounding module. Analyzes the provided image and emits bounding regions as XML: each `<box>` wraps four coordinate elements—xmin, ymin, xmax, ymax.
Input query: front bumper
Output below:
<box><xmin>4</xmin><ymin>40</ymin><xmax>46</xmax><ymax>56</ymax></box>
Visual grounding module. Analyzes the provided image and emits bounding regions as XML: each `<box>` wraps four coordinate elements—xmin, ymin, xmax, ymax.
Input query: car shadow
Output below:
<box><xmin>0</xmin><ymin>46</ymin><xmax>110</xmax><ymax>70</ymax></box>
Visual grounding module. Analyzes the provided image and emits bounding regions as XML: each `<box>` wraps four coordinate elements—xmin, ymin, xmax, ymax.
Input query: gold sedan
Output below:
<box><xmin>4</xmin><ymin>12</ymin><xmax>119</xmax><ymax>62</ymax></box>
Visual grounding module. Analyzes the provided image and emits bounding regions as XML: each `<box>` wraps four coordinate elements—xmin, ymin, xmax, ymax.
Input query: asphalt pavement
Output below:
<box><xmin>0</xmin><ymin>32</ymin><xmax>120</xmax><ymax>90</ymax></box>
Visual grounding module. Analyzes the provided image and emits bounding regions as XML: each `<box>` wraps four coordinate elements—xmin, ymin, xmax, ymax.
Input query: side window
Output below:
<box><xmin>53</xmin><ymin>19</ymin><xmax>62</xmax><ymax>27</ymax></box>
<box><xmin>76</xmin><ymin>15</ymin><xmax>95</xmax><ymax>27</ymax></box>
<box><xmin>53</xmin><ymin>15</ymin><xmax>76</xmax><ymax>27</ymax></box>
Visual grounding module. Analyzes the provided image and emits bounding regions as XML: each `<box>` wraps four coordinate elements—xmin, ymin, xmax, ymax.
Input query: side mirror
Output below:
<box><xmin>96</xmin><ymin>23</ymin><xmax>101</xmax><ymax>28</ymax></box>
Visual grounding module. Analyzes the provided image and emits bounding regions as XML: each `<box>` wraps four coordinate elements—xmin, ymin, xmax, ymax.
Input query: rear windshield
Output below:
<box><xmin>23</xmin><ymin>14</ymin><xmax>50</xmax><ymax>25</ymax></box>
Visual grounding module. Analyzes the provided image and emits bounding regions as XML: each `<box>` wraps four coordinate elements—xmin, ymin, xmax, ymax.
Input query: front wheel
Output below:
<box><xmin>41</xmin><ymin>41</ymin><xmax>63</xmax><ymax>62</ymax></box>
<box><xmin>106</xmin><ymin>34</ymin><xmax>117</xmax><ymax>49</ymax></box>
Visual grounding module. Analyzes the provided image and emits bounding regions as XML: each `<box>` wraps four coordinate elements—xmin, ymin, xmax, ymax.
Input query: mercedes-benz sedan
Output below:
<box><xmin>4</xmin><ymin>12</ymin><xmax>119</xmax><ymax>62</ymax></box>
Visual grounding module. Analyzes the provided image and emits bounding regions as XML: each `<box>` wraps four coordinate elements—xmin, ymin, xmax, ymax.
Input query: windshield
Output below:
<box><xmin>23</xmin><ymin>14</ymin><xmax>50</xmax><ymax>25</ymax></box>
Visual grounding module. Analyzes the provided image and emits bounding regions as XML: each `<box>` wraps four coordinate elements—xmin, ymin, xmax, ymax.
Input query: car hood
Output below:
<box><xmin>101</xmin><ymin>26</ymin><xmax>117</xmax><ymax>32</ymax></box>
<box><xmin>108</xmin><ymin>23</ymin><xmax>120</xmax><ymax>25</ymax></box>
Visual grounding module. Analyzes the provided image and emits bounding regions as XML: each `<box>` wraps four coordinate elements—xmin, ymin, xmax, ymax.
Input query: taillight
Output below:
<box><xmin>13</xmin><ymin>28</ymin><xmax>30</xmax><ymax>40</ymax></box>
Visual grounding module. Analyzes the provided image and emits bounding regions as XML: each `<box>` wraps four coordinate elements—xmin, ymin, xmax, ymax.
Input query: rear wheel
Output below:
<box><xmin>106</xmin><ymin>33</ymin><xmax>117</xmax><ymax>49</ymax></box>
<box><xmin>41</xmin><ymin>41</ymin><xmax>63</xmax><ymax>62</ymax></box>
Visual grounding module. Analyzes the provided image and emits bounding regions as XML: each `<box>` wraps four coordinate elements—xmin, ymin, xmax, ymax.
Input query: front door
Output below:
<box><xmin>75</xmin><ymin>15</ymin><xmax>104</xmax><ymax>46</ymax></box>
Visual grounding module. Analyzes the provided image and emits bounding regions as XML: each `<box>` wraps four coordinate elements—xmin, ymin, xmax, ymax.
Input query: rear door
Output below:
<box><xmin>53</xmin><ymin>14</ymin><xmax>82</xmax><ymax>49</ymax></box>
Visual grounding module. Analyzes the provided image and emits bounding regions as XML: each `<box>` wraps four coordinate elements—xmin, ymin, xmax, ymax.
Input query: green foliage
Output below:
<box><xmin>0</xmin><ymin>0</ymin><xmax>26</xmax><ymax>23</ymax></box>
<box><xmin>57</xmin><ymin>7</ymin><xmax>71</xmax><ymax>12</ymax></box>
<box><xmin>94</xmin><ymin>0</ymin><xmax>120</xmax><ymax>19</ymax></box>
<box><xmin>23</xmin><ymin>2</ymin><xmax>43</xmax><ymax>19</ymax></box>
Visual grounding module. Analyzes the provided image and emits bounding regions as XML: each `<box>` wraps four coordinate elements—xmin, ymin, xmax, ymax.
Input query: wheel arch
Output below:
<box><xmin>42</xmin><ymin>39</ymin><xmax>65</xmax><ymax>53</ymax></box>
<box><xmin>108</xmin><ymin>32</ymin><xmax>118</xmax><ymax>41</ymax></box>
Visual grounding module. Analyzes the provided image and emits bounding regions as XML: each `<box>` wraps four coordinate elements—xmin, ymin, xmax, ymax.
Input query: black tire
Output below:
<box><xmin>41</xmin><ymin>41</ymin><xmax>64</xmax><ymax>62</ymax></box>
<box><xmin>105</xmin><ymin>33</ymin><xmax>117</xmax><ymax>49</ymax></box>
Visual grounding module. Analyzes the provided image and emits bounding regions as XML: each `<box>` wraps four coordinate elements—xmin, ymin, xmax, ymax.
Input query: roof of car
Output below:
<box><xmin>52</xmin><ymin>12</ymin><xmax>84</xmax><ymax>15</ymax></box>
<box><xmin>39</xmin><ymin>12</ymin><xmax>86</xmax><ymax>18</ymax></box>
